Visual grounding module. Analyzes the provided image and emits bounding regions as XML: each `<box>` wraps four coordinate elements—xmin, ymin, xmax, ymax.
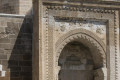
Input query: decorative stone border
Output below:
<box><xmin>56</xmin><ymin>28</ymin><xmax>106</xmax><ymax>52</ymax></box>
<box><xmin>56</xmin><ymin>28</ymin><xmax>106</xmax><ymax>66</ymax></box>
<box><xmin>45</xmin><ymin>3</ymin><xmax>115</xmax><ymax>14</ymax></box>
<box><xmin>40</xmin><ymin>2</ymin><xmax>119</xmax><ymax>80</ymax></box>
<box><xmin>55</xmin><ymin>29</ymin><xmax>106</xmax><ymax>80</ymax></box>
<box><xmin>114</xmin><ymin>11</ymin><xmax>120</xmax><ymax>80</ymax></box>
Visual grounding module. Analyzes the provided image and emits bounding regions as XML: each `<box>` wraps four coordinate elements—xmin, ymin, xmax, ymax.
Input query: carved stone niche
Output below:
<box><xmin>58</xmin><ymin>42</ymin><xmax>95</xmax><ymax>80</ymax></box>
<box><xmin>33</xmin><ymin>0</ymin><xmax>120</xmax><ymax>80</ymax></box>
<box><xmin>55</xmin><ymin>30</ymin><xmax>107</xmax><ymax>80</ymax></box>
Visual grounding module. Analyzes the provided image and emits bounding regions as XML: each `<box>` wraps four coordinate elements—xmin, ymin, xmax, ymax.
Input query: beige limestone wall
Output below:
<box><xmin>0</xmin><ymin>14</ymin><xmax>33</xmax><ymax>80</ymax></box>
<box><xmin>33</xmin><ymin>0</ymin><xmax>120</xmax><ymax>80</ymax></box>
<box><xmin>19</xmin><ymin>0</ymin><xmax>33</xmax><ymax>15</ymax></box>
<box><xmin>0</xmin><ymin>0</ymin><xmax>19</xmax><ymax>14</ymax></box>
<box><xmin>0</xmin><ymin>0</ymin><xmax>33</xmax><ymax>15</ymax></box>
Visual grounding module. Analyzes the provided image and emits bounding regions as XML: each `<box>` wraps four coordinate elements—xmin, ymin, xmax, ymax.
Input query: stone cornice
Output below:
<box><xmin>0</xmin><ymin>13</ymin><xmax>25</xmax><ymax>18</ymax></box>
<box><xmin>54</xmin><ymin>16</ymin><xmax>108</xmax><ymax>22</ymax></box>
<box><xmin>43</xmin><ymin>1</ymin><xmax>120</xmax><ymax>9</ymax></box>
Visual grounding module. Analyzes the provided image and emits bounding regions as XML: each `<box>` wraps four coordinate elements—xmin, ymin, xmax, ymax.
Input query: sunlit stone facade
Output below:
<box><xmin>0</xmin><ymin>0</ymin><xmax>120</xmax><ymax>80</ymax></box>
<box><xmin>33</xmin><ymin>0</ymin><xmax>120</xmax><ymax>80</ymax></box>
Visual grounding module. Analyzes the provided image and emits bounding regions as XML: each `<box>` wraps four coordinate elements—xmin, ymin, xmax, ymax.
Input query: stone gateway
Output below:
<box><xmin>33</xmin><ymin>0</ymin><xmax>120</xmax><ymax>80</ymax></box>
<box><xmin>0</xmin><ymin>0</ymin><xmax>120</xmax><ymax>80</ymax></box>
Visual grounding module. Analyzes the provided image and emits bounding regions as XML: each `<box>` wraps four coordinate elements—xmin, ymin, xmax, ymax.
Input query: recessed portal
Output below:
<box><xmin>58</xmin><ymin>42</ymin><xmax>94</xmax><ymax>80</ymax></box>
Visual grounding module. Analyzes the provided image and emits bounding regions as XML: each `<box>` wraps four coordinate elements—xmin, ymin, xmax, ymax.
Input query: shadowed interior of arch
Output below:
<box><xmin>58</xmin><ymin>41</ymin><xmax>104</xmax><ymax>80</ymax></box>
<box><xmin>58</xmin><ymin>41</ymin><xmax>94</xmax><ymax>80</ymax></box>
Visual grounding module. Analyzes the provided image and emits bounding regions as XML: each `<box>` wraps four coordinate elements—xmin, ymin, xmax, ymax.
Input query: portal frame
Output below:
<box><xmin>33</xmin><ymin>1</ymin><xmax>120</xmax><ymax>80</ymax></box>
<box><xmin>55</xmin><ymin>29</ymin><xmax>107</xmax><ymax>80</ymax></box>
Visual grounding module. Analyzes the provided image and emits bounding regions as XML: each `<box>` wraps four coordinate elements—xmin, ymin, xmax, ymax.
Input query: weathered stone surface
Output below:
<box><xmin>0</xmin><ymin>14</ymin><xmax>33</xmax><ymax>80</ymax></box>
<box><xmin>19</xmin><ymin>61</ymin><xmax>32</xmax><ymax>66</ymax></box>
<box><xmin>10</xmin><ymin>67</ymin><xmax>21</xmax><ymax>72</ymax></box>
<box><xmin>33</xmin><ymin>0</ymin><xmax>120</xmax><ymax>80</ymax></box>
<box><xmin>0</xmin><ymin>39</ymin><xmax>10</xmax><ymax>43</ymax></box>
<box><xmin>8</xmin><ymin>60</ymin><xmax>19</xmax><ymax>67</ymax></box>
<box><xmin>7</xmin><ymin>54</ymin><xmax>23</xmax><ymax>60</ymax></box>
<box><xmin>6</xmin><ymin>22</ymin><xmax>20</xmax><ymax>34</ymax></box>
<box><xmin>10</xmin><ymin>77</ymin><xmax>21</xmax><ymax>80</ymax></box>
<box><xmin>0</xmin><ymin>0</ymin><xmax>32</xmax><ymax>15</ymax></box>
<box><xmin>10</xmin><ymin>72</ymin><xmax>20</xmax><ymax>77</ymax></box>
<box><xmin>23</xmin><ymin>55</ymin><xmax>32</xmax><ymax>61</ymax></box>
<box><xmin>0</xmin><ymin>27</ymin><xmax>5</xmax><ymax>33</ymax></box>
<box><xmin>20</xmin><ymin>72</ymin><xmax>32</xmax><ymax>76</ymax></box>
<box><xmin>0</xmin><ymin>44</ymin><xmax>11</xmax><ymax>49</ymax></box>
<box><xmin>0</xmin><ymin>54</ymin><xmax>7</xmax><ymax>60</ymax></box>
<box><xmin>21</xmin><ymin>67</ymin><xmax>32</xmax><ymax>72</ymax></box>
<box><xmin>0</xmin><ymin>0</ymin><xmax>120</xmax><ymax>80</ymax></box>
<box><xmin>0</xmin><ymin>49</ymin><xmax>4</xmax><ymax>54</ymax></box>
<box><xmin>22</xmin><ymin>77</ymin><xmax>32</xmax><ymax>80</ymax></box>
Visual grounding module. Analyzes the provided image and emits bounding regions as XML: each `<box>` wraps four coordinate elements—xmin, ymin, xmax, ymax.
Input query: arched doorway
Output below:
<box><xmin>55</xmin><ymin>29</ymin><xmax>107</xmax><ymax>80</ymax></box>
<box><xmin>58</xmin><ymin>42</ymin><xmax>94</xmax><ymax>80</ymax></box>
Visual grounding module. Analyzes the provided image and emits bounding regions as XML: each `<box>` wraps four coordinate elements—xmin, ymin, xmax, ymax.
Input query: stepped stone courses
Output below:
<box><xmin>0</xmin><ymin>0</ymin><xmax>33</xmax><ymax>80</ymax></box>
<box><xmin>0</xmin><ymin>15</ymin><xmax>33</xmax><ymax>80</ymax></box>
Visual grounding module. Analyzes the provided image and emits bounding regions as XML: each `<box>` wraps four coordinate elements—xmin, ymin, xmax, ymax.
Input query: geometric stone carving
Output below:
<box><xmin>55</xmin><ymin>29</ymin><xmax>106</xmax><ymax>80</ymax></box>
<box><xmin>55</xmin><ymin>19</ymin><xmax>106</xmax><ymax>44</ymax></box>
<box><xmin>33</xmin><ymin>1</ymin><xmax>120</xmax><ymax>80</ymax></box>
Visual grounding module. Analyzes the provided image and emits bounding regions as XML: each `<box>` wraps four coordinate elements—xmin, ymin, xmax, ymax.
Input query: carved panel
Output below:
<box><xmin>40</xmin><ymin>2</ymin><xmax>120</xmax><ymax>80</ymax></box>
<box><xmin>54</xmin><ymin>17</ymin><xmax>106</xmax><ymax>44</ymax></box>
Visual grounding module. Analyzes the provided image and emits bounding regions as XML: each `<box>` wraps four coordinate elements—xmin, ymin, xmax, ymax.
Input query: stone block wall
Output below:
<box><xmin>0</xmin><ymin>14</ymin><xmax>33</xmax><ymax>80</ymax></box>
<box><xmin>19</xmin><ymin>0</ymin><xmax>33</xmax><ymax>15</ymax></box>
<box><xmin>0</xmin><ymin>0</ymin><xmax>32</xmax><ymax>15</ymax></box>
<box><xmin>0</xmin><ymin>0</ymin><xmax>19</xmax><ymax>14</ymax></box>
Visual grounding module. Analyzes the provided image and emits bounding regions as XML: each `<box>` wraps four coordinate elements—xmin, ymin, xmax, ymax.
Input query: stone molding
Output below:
<box><xmin>46</xmin><ymin>5</ymin><xmax>115</xmax><ymax>14</ymax></box>
<box><xmin>54</xmin><ymin>16</ymin><xmax>107</xmax><ymax>44</ymax></box>
<box><xmin>34</xmin><ymin>1</ymin><xmax>120</xmax><ymax>80</ymax></box>
<box><xmin>44</xmin><ymin>3</ymin><xmax>115</xmax><ymax>80</ymax></box>
<box><xmin>43</xmin><ymin>1</ymin><xmax>120</xmax><ymax>9</ymax></box>
<box><xmin>55</xmin><ymin>28</ymin><xmax>106</xmax><ymax>66</ymax></box>
<box><xmin>55</xmin><ymin>29</ymin><xmax>106</xmax><ymax>80</ymax></box>
<box><xmin>114</xmin><ymin>11</ymin><xmax>120</xmax><ymax>80</ymax></box>
<box><xmin>0</xmin><ymin>13</ymin><xmax>25</xmax><ymax>18</ymax></box>
<box><xmin>55</xmin><ymin>28</ymin><xmax>106</xmax><ymax>53</ymax></box>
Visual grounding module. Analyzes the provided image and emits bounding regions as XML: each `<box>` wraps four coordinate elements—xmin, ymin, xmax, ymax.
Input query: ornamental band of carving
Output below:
<box><xmin>39</xmin><ymin>2</ymin><xmax>120</xmax><ymax>80</ymax></box>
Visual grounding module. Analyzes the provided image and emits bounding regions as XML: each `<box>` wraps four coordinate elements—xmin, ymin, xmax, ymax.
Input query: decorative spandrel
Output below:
<box><xmin>54</xmin><ymin>17</ymin><xmax>106</xmax><ymax>44</ymax></box>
